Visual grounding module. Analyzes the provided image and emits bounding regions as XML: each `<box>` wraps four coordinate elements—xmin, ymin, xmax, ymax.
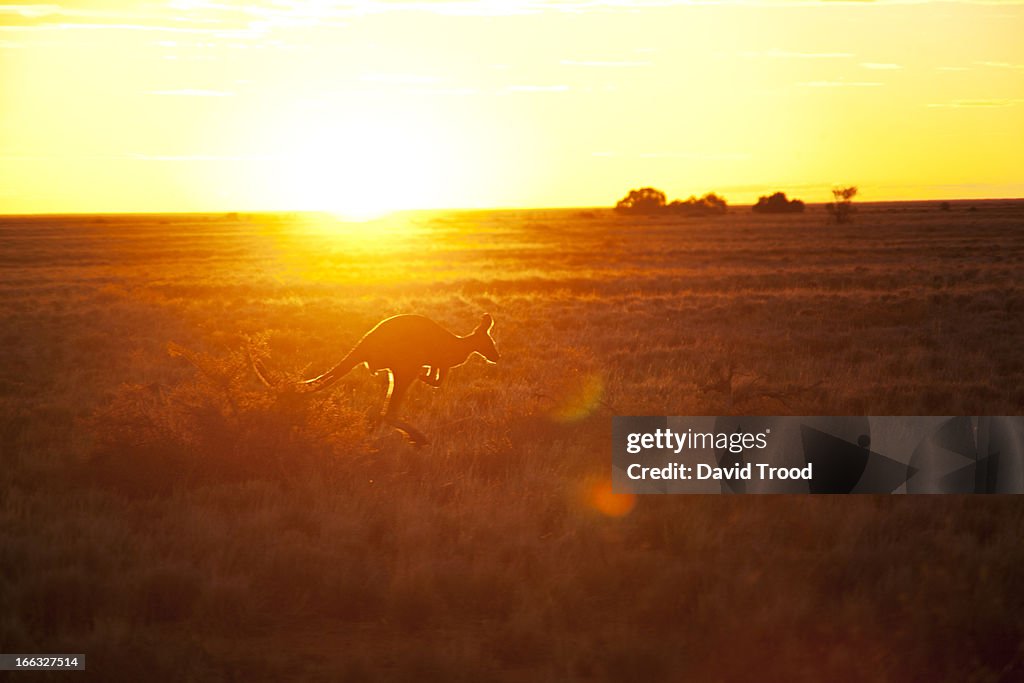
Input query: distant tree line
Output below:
<box><xmin>615</xmin><ymin>187</ymin><xmax>728</xmax><ymax>216</ymax></box>
<box><xmin>616</xmin><ymin>185</ymin><xmax>859</xmax><ymax>223</ymax></box>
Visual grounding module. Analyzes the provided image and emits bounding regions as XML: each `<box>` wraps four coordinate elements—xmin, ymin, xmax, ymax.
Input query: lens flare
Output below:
<box><xmin>549</xmin><ymin>371</ymin><xmax>604</xmax><ymax>423</ymax></box>
<box><xmin>582</xmin><ymin>478</ymin><xmax>636</xmax><ymax>518</ymax></box>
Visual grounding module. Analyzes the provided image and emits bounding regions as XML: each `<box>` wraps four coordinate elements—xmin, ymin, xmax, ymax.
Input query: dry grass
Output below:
<box><xmin>1</xmin><ymin>201</ymin><xmax>1023</xmax><ymax>681</ymax></box>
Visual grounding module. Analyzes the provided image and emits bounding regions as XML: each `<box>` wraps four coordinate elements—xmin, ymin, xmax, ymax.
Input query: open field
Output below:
<box><xmin>2</xmin><ymin>201</ymin><xmax>1024</xmax><ymax>681</ymax></box>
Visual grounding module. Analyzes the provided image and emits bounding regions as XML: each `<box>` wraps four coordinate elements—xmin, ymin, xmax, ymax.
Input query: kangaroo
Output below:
<box><xmin>252</xmin><ymin>314</ymin><xmax>500</xmax><ymax>446</ymax></box>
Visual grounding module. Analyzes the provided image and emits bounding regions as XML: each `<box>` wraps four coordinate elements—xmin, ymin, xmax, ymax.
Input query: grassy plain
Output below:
<box><xmin>2</xmin><ymin>201</ymin><xmax>1023</xmax><ymax>681</ymax></box>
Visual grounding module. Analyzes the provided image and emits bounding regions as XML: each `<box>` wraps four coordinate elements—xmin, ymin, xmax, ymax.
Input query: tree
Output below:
<box><xmin>666</xmin><ymin>192</ymin><xmax>728</xmax><ymax>215</ymax></box>
<box><xmin>699</xmin><ymin>192</ymin><xmax>728</xmax><ymax>214</ymax></box>
<box><xmin>826</xmin><ymin>186</ymin><xmax>857</xmax><ymax>224</ymax></box>
<box><xmin>615</xmin><ymin>187</ymin><xmax>667</xmax><ymax>214</ymax></box>
<box><xmin>614</xmin><ymin>188</ymin><xmax>728</xmax><ymax>216</ymax></box>
<box><xmin>753</xmin><ymin>191</ymin><xmax>805</xmax><ymax>214</ymax></box>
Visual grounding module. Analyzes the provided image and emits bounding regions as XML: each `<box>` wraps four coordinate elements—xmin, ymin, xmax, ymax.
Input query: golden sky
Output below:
<box><xmin>1</xmin><ymin>0</ymin><xmax>1022</xmax><ymax>215</ymax></box>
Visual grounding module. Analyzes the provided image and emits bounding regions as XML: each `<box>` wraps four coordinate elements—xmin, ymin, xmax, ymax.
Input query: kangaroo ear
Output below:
<box><xmin>476</xmin><ymin>313</ymin><xmax>494</xmax><ymax>334</ymax></box>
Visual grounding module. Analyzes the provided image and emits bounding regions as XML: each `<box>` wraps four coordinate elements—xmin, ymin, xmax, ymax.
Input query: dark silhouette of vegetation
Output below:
<box><xmin>667</xmin><ymin>193</ymin><xmax>728</xmax><ymax>215</ymax></box>
<box><xmin>615</xmin><ymin>187</ymin><xmax>666</xmax><ymax>214</ymax></box>
<box><xmin>826</xmin><ymin>186</ymin><xmax>858</xmax><ymax>224</ymax></box>
<box><xmin>753</xmin><ymin>192</ymin><xmax>805</xmax><ymax>214</ymax></box>
<box><xmin>615</xmin><ymin>187</ymin><xmax>728</xmax><ymax>216</ymax></box>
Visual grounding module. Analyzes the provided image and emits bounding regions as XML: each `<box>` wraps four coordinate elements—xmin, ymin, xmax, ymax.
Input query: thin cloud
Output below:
<box><xmin>926</xmin><ymin>98</ymin><xmax>1021</xmax><ymax>108</ymax></box>
<box><xmin>975</xmin><ymin>60</ymin><xmax>1024</xmax><ymax>69</ymax></box>
<box><xmin>0</xmin><ymin>2</ymin><xmax>261</xmax><ymax>36</ymax></box>
<box><xmin>638</xmin><ymin>150</ymin><xmax>751</xmax><ymax>161</ymax></box>
<box><xmin>800</xmin><ymin>80</ymin><xmax>883</xmax><ymax>87</ymax></box>
<box><xmin>0</xmin><ymin>22</ymin><xmax>260</xmax><ymax>37</ymax></box>
<box><xmin>505</xmin><ymin>84</ymin><xmax>570</xmax><ymax>92</ymax></box>
<box><xmin>591</xmin><ymin>150</ymin><xmax>750</xmax><ymax>160</ymax></box>
<box><xmin>125</xmin><ymin>152</ymin><xmax>274</xmax><ymax>161</ymax></box>
<box><xmin>404</xmin><ymin>86</ymin><xmax>479</xmax><ymax>96</ymax></box>
<box><xmin>560</xmin><ymin>59</ymin><xmax>653</xmax><ymax>68</ymax></box>
<box><xmin>0</xmin><ymin>4</ymin><xmax>61</xmax><ymax>18</ymax></box>
<box><xmin>146</xmin><ymin>89</ymin><xmax>234</xmax><ymax>96</ymax></box>
<box><xmin>740</xmin><ymin>49</ymin><xmax>854</xmax><ymax>59</ymax></box>
<box><xmin>359</xmin><ymin>73</ymin><xmax>441</xmax><ymax>85</ymax></box>
<box><xmin>861</xmin><ymin>62</ymin><xmax>902</xmax><ymax>69</ymax></box>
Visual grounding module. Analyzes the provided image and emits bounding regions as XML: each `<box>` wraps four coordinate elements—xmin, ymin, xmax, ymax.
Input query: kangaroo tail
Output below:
<box><xmin>251</xmin><ymin>355</ymin><xmax>277</xmax><ymax>388</ymax></box>
<box><xmin>247</xmin><ymin>341</ymin><xmax>359</xmax><ymax>394</ymax></box>
<box><xmin>294</xmin><ymin>350</ymin><xmax>359</xmax><ymax>393</ymax></box>
<box><xmin>243</xmin><ymin>339</ymin><xmax>279</xmax><ymax>388</ymax></box>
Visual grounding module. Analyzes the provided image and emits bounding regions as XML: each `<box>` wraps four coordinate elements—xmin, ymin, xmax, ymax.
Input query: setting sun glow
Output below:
<box><xmin>259</xmin><ymin>103</ymin><xmax>469</xmax><ymax>220</ymax></box>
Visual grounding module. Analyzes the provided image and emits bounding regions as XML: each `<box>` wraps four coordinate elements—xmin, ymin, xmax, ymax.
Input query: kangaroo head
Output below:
<box><xmin>472</xmin><ymin>313</ymin><xmax>500</xmax><ymax>364</ymax></box>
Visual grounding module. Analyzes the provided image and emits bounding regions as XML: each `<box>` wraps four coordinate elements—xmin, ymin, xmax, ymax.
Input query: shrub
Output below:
<box><xmin>826</xmin><ymin>186</ymin><xmax>858</xmax><ymax>224</ymax></box>
<box><xmin>753</xmin><ymin>191</ymin><xmax>805</xmax><ymax>214</ymax></box>
<box><xmin>667</xmin><ymin>192</ymin><xmax>728</xmax><ymax>215</ymax></box>
<box><xmin>614</xmin><ymin>188</ymin><xmax>727</xmax><ymax>216</ymax></box>
<box><xmin>614</xmin><ymin>187</ymin><xmax>667</xmax><ymax>214</ymax></box>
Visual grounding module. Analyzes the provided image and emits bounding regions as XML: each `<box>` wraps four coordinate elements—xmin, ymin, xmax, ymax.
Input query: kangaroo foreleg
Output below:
<box><xmin>417</xmin><ymin>366</ymin><xmax>446</xmax><ymax>388</ymax></box>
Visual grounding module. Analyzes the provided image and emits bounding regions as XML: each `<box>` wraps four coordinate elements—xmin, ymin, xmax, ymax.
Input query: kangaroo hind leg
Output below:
<box><xmin>382</xmin><ymin>368</ymin><xmax>429</xmax><ymax>447</ymax></box>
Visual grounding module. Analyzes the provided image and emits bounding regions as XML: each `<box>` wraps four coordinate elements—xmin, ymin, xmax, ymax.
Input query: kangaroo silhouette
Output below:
<box><xmin>252</xmin><ymin>314</ymin><xmax>499</xmax><ymax>446</ymax></box>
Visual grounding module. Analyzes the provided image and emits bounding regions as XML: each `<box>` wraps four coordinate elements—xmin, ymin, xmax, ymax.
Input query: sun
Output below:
<box><xmin>264</xmin><ymin>104</ymin><xmax>456</xmax><ymax>220</ymax></box>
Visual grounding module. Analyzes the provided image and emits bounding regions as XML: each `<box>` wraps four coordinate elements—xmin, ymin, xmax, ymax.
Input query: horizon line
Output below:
<box><xmin>2</xmin><ymin>196</ymin><xmax>1023</xmax><ymax>219</ymax></box>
